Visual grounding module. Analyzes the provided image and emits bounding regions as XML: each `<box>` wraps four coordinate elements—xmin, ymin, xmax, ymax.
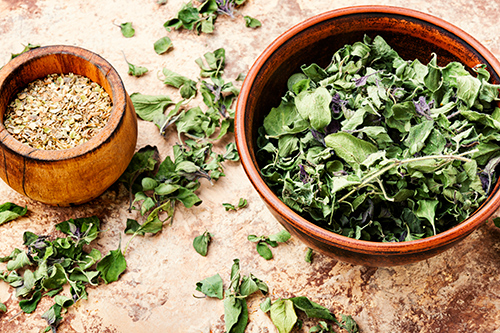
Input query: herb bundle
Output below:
<box><xmin>257</xmin><ymin>35</ymin><xmax>500</xmax><ymax>242</ymax></box>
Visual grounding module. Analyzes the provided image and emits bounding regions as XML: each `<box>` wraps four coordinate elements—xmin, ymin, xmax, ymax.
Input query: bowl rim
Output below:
<box><xmin>235</xmin><ymin>5</ymin><xmax>500</xmax><ymax>255</ymax></box>
<box><xmin>0</xmin><ymin>45</ymin><xmax>127</xmax><ymax>161</ymax></box>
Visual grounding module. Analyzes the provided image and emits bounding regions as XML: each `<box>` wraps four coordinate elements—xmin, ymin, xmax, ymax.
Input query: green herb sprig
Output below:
<box><xmin>164</xmin><ymin>0</ymin><xmax>258</xmax><ymax>35</ymax></box>
<box><xmin>193</xmin><ymin>230</ymin><xmax>213</xmax><ymax>256</ymax></box>
<box><xmin>123</xmin><ymin>48</ymin><xmax>240</xmax><ymax>248</ymax></box>
<box><xmin>247</xmin><ymin>229</ymin><xmax>291</xmax><ymax>260</ymax></box>
<box><xmin>118</xmin><ymin>22</ymin><xmax>135</xmax><ymax>38</ymax></box>
<box><xmin>223</xmin><ymin>198</ymin><xmax>248</xmax><ymax>211</ymax></box>
<box><xmin>122</xmin><ymin>52</ymin><xmax>148</xmax><ymax>77</ymax></box>
<box><xmin>195</xmin><ymin>259</ymin><xmax>268</xmax><ymax>332</ymax></box>
<box><xmin>260</xmin><ymin>296</ymin><xmax>358</xmax><ymax>333</ymax></box>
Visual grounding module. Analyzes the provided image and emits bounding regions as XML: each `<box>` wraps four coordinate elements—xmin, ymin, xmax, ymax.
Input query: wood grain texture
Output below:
<box><xmin>0</xmin><ymin>45</ymin><xmax>138</xmax><ymax>206</ymax></box>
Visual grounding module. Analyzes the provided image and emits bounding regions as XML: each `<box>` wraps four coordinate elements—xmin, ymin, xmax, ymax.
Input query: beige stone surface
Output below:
<box><xmin>1</xmin><ymin>0</ymin><xmax>500</xmax><ymax>332</ymax></box>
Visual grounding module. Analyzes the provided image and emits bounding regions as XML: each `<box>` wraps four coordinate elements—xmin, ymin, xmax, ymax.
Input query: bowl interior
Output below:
<box><xmin>245</xmin><ymin>11</ymin><xmax>500</xmax><ymax>154</ymax></box>
<box><xmin>0</xmin><ymin>45</ymin><xmax>126</xmax><ymax>160</ymax></box>
<box><xmin>237</xmin><ymin>7</ymin><xmax>500</xmax><ymax>264</ymax></box>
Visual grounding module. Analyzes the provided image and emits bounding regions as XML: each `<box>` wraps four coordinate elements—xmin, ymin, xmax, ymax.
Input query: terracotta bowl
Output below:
<box><xmin>0</xmin><ymin>45</ymin><xmax>138</xmax><ymax>206</ymax></box>
<box><xmin>235</xmin><ymin>6</ymin><xmax>500</xmax><ymax>266</ymax></box>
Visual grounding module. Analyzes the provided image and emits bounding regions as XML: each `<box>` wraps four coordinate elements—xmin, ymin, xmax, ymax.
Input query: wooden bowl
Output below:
<box><xmin>0</xmin><ymin>45</ymin><xmax>138</xmax><ymax>206</ymax></box>
<box><xmin>235</xmin><ymin>6</ymin><xmax>500</xmax><ymax>266</ymax></box>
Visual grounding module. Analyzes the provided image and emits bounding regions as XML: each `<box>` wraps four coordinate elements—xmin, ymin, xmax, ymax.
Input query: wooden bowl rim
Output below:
<box><xmin>0</xmin><ymin>45</ymin><xmax>127</xmax><ymax>161</ymax></box>
<box><xmin>235</xmin><ymin>5</ymin><xmax>500</xmax><ymax>256</ymax></box>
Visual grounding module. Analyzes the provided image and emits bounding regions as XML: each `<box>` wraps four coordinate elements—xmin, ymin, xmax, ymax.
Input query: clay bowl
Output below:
<box><xmin>235</xmin><ymin>6</ymin><xmax>500</xmax><ymax>266</ymax></box>
<box><xmin>0</xmin><ymin>45</ymin><xmax>138</xmax><ymax>206</ymax></box>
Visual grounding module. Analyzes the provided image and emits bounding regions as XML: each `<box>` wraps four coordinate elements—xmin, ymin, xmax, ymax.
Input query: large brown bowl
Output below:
<box><xmin>235</xmin><ymin>6</ymin><xmax>500</xmax><ymax>266</ymax></box>
<box><xmin>0</xmin><ymin>45</ymin><xmax>138</xmax><ymax>206</ymax></box>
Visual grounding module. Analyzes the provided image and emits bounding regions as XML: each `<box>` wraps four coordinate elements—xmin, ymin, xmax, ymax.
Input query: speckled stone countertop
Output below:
<box><xmin>1</xmin><ymin>0</ymin><xmax>500</xmax><ymax>332</ymax></box>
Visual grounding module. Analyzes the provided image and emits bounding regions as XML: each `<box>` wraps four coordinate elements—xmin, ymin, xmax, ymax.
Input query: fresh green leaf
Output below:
<box><xmin>295</xmin><ymin>87</ymin><xmax>332</xmax><ymax>131</ymax></box>
<box><xmin>130</xmin><ymin>93</ymin><xmax>175</xmax><ymax>122</ymax></box>
<box><xmin>256</xmin><ymin>242</ymin><xmax>273</xmax><ymax>260</ymax></box>
<box><xmin>6</xmin><ymin>250</ymin><xmax>31</xmax><ymax>271</ymax></box>
<box><xmin>269</xmin><ymin>229</ymin><xmax>291</xmax><ymax>243</ymax></box>
<box><xmin>289</xmin><ymin>296</ymin><xmax>335</xmax><ymax>320</ymax></box>
<box><xmin>162</xmin><ymin>68</ymin><xmax>195</xmax><ymax>89</ymax></box>
<box><xmin>305</xmin><ymin>248</ymin><xmax>314</xmax><ymax>263</ymax></box>
<box><xmin>120</xmin><ymin>22</ymin><xmax>135</xmax><ymax>38</ymax></box>
<box><xmin>270</xmin><ymin>299</ymin><xmax>298</xmax><ymax>333</ymax></box>
<box><xmin>223</xmin><ymin>198</ymin><xmax>248</xmax><ymax>211</ymax></box>
<box><xmin>325</xmin><ymin>132</ymin><xmax>378</xmax><ymax>168</ymax></box>
<box><xmin>0</xmin><ymin>202</ymin><xmax>27</xmax><ymax>226</ymax></box>
<box><xmin>10</xmin><ymin>43</ymin><xmax>40</xmax><ymax>60</ymax></box>
<box><xmin>125</xmin><ymin>60</ymin><xmax>148</xmax><ymax>77</ymax></box>
<box><xmin>224</xmin><ymin>294</ymin><xmax>248</xmax><ymax>333</ymax></box>
<box><xmin>195</xmin><ymin>273</ymin><xmax>223</xmax><ymax>299</ymax></box>
<box><xmin>96</xmin><ymin>243</ymin><xmax>127</xmax><ymax>284</ymax></box>
<box><xmin>42</xmin><ymin>264</ymin><xmax>67</xmax><ymax>291</ymax></box>
<box><xmin>19</xmin><ymin>289</ymin><xmax>42</xmax><ymax>313</ymax></box>
<box><xmin>154</xmin><ymin>36</ymin><xmax>173</xmax><ymax>55</ymax></box>
<box><xmin>193</xmin><ymin>230</ymin><xmax>212</xmax><ymax>256</ymax></box>
<box><xmin>56</xmin><ymin>216</ymin><xmax>100</xmax><ymax>245</ymax></box>
<box><xmin>244</xmin><ymin>15</ymin><xmax>261</xmax><ymax>28</ymax></box>
<box><xmin>260</xmin><ymin>297</ymin><xmax>272</xmax><ymax>313</ymax></box>
<box><xmin>338</xmin><ymin>314</ymin><xmax>359</xmax><ymax>333</ymax></box>
<box><xmin>41</xmin><ymin>303</ymin><xmax>62</xmax><ymax>332</ymax></box>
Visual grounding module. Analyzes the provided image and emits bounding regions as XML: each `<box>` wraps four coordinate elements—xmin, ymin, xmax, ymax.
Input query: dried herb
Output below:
<box><xmin>247</xmin><ymin>230</ymin><xmax>291</xmax><ymax>260</ymax></box>
<box><xmin>163</xmin><ymin>0</ymin><xmax>252</xmax><ymax>35</ymax></box>
<box><xmin>119</xmin><ymin>22</ymin><xmax>135</xmax><ymax>37</ymax></box>
<box><xmin>160</xmin><ymin>68</ymin><xmax>198</xmax><ymax>99</ymax></box>
<box><xmin>124</xmin><ymin>48</ymin><xmax>240</xmax><ymax>243</ymax></box>
<box><xmin>9</xmin><ymin>43</ymin><xmax>40</xmax><ymax>61</ymax></box>
<box><xmin>261</xmin><ymin>296</ymin><xmax>358</xmax><ymax>333</ymax></box>
<box><xmin>305</xmin><ymin>247</ymin><xmax>314</xmax><ymax>263</ymax></box>
<box><xmin>0</xmin><ymin>202</ymin><xmax>27</xmax><ymax>226</ymax></box>
<box><xmin>193</xmin><ymin>230</ymin><xmax>213</xmax><ymax>256</ymax></box>
<box><xmin>257</xmin><ymin>35</ymin><xmax>500</xmax><ymax>242</ymax></box>
<box><xmin>244</xmin><ymin>15</ymin><xmax>261</xmax><ymax>28</ymax></box>
<box><xmin>120</xmin><ymin>139</ymin><xmax>238</xmax><ymax>251</ymax></box>
<box><xmin>122</xmin><ymin>52</ymin><xmax>148</xmax><ymax>77</ymax></box>
<box><xmin>195</xmin><ymin>259</ymin><xmax>268</xmax><ymax>332</ymax></box>
<box><xmin>154</xmin><ymin>36</ymin><xmax>173</xmax><ymax>55</ymax></box>
<box><xmin>4</xmin><ymin>73</ymin><xmax>112</xmax><ymax>150</ymax></box>
<box><xmin>0</xmin><ymin>217</ymin><xmax>126</xmax><ymax>332</ymax></box>
<box><xmin>222</xmin><ymin>198</ymin><xmax>248</xmax><ymax>211</ymax></box>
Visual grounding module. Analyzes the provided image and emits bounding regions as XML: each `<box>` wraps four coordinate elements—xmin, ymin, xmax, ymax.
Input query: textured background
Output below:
<box><xmin>1</xmin><ymin>0</ymin><xmax>500</xmax><ymax>332</ymax></box>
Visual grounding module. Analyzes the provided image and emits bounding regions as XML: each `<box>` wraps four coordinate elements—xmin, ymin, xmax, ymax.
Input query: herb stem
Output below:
<box><xmin>337</xmin><ymin>149</ymin><xmax>479</xmax><ymax>204</ymax></box>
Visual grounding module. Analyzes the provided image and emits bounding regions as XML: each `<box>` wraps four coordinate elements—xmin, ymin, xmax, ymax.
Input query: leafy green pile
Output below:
<box><xmin>257</xmin><ymin>35</ymin><xmax>500</xmax><ymax>242</ymax></box>
<box><xmin>0</xmin><ymin>217</ymin><xmax>126</xmax><ymax>332</ymax></box>
<box><xmin>119</xmin><ymin>141</ymin><xmax>237</xmax><ymax>250</ymax></box>
<box><xmin>164</xmin><ymin>0</ymin><xmax>260</xmax><ymax>35</ymax></box>
<box><xmin>121</xmin><ymin>48</ymin><xmax>240</xmax><ymax>248</ymax></box>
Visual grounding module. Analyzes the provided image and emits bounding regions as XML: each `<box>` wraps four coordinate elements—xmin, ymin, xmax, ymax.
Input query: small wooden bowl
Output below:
<box><xmin>0</xmin><ymin>45</ymin><xmax>138</xmax><ymax>206</ymax></box>
<box><xmin>235</xmin><ymin>6</ymin><xmax>500</xmax><ymax>266</ymax></box>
